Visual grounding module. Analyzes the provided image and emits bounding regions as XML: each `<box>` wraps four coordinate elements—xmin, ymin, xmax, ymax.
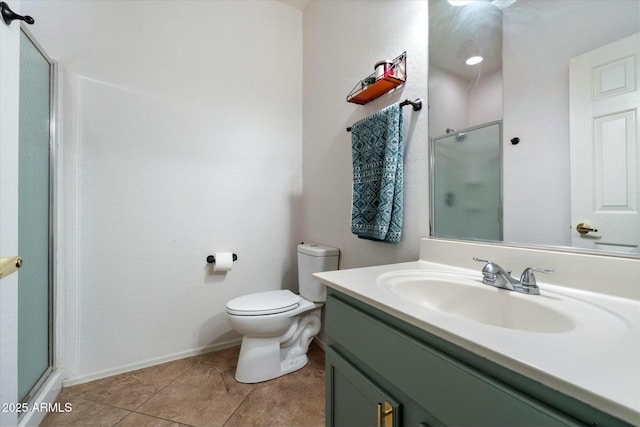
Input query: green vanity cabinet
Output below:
<box><xmin>325</xmin><ymin>288</ymin><xmax>631</xmax><ymax>427</ymax></box>
<box><xmin>326</xmin><ymin>347</ymin><xmax>402</xmax><ymax>427</ymax></box>
<box><xmin>327</xmin><ymin>344</ymin><xmax>442</xmax><ymax>427</ymax></box>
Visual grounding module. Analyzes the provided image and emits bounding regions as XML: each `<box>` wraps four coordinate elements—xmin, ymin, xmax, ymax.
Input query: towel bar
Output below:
<box><xmin>399</xmin><ymin>98</ymin><xmax>423</xmax><ymax>111</ymax></box>
<box><xmin>346</xmin><ymin>98</ymin><xmax>422</xmax><ymax>132</ymax></box>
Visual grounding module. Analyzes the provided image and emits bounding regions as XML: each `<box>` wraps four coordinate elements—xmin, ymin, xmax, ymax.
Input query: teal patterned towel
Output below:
<box><xmin>351</xmin><ymin>103</ymin><xmax>403</xmax><ymax>243</ymax></box>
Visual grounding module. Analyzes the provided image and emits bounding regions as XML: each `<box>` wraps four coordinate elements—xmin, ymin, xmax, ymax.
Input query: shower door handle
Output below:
<box><xmin>0</xmin><ymin>256</ymin><xmax>22</xmax><ymax>279</ymax></box>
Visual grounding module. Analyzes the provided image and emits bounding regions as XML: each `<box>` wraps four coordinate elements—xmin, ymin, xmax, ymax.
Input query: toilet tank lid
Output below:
<box><xmin>226</xmin><ymin>290</ymin><xmax>300</xmax><ymax>315</ymax></box>
<box><xmin>298</xmin><ymin>243</ymin><xmax>340</xmax><ymax>257</ymax></box>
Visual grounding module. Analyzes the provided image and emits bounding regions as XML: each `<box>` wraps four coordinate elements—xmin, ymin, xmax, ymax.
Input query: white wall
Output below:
<box><xmin>468</xmin><ymin>68</ymin><xmax>502</xmax><ymax>127</ymax></box>
<box><xmin>23</xmin><ymin>0</ymin><xmax>303</xmax><ymax>382</ymax></box>
<box><xmin>502</xmin><ymin>0</ymin><xmax>639</xmax><ymax>246</ymax></box>
<box><xmin>429</xmin><ymin>65</ymin><xmax>502</xmax><ymax>137</ymax></box>
<box><xmin>302</xmin><ymin>0</ymin><xmax>429</xmax><ymax>269</ymax></box>
<box><xmin>428</xmin><ymin>65</ymin><xmax>469</xmax><ymax>137</ymax></box>
<box><xmin>0</xmin><ymin>1</ymin><xmax>21</xmax><ymax>424</ymax></box>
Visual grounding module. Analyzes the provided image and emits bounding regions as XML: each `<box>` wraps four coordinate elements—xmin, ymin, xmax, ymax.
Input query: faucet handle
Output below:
<box><xmin>472</xmin><ymin>257</ymin><xmax>495</xmax><ymax>273</ymax></box>
<box><xmin>472</xmin><ymin>257</ymin><xmax>499</xmax><ymax>270</ymax></box>
<box><xmin>519</xmin><ymin>267</ymin><xmax>553</xmax><ymax>286</ymax></box>
<box><xmin>472</xmin><ymin>257</ymin><xmax>511</xmax><ymax>276</ymax></box>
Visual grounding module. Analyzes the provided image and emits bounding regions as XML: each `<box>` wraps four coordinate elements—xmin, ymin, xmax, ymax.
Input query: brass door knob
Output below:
<box><xmin>0</xmin><ymin>256</ymin><xmax>23</xmax><ymax>279</ymax></box>
<box><xmin>576</xmin><ymin>223</ymin><xmax>598</xmax><ymax>235</ymax></box>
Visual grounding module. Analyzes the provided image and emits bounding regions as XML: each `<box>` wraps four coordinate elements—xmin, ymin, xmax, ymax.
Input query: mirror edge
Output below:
<box><xmin>427</xmin><ymin>237</ymin><xmax>640</xmax><ymax>259</ymax></box>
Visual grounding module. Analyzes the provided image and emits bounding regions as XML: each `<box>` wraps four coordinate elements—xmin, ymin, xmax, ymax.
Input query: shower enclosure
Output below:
<box><xmin>18</xmin><ymin>27</ymin><xmax>56</xmax><ymax>408</ymax></box>
<box><xmin>430</xmin><ymin>121</ymin><xmax>502</xmax><ymax>242</ymax></box>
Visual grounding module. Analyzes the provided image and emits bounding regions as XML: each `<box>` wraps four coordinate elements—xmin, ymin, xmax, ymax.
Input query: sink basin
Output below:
<box><xmin>377</xmin><ymin>270</ymin><xmax>575</xmax><ymax>333</ymax></box>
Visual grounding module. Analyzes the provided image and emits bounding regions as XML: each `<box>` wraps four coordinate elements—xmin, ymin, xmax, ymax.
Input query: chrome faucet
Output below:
<box><xmin>472</xmin><ymin>257</ymin><xmax>552</xmax><ymax>295</ymax></box>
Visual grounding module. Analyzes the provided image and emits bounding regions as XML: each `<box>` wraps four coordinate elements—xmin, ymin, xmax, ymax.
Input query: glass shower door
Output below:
<box><xmin>18</xmin><ymin>28</ymin><xmax>54</xmax><ymax>403</ymax></box>
<box><xmin>430</xmin><ymin>122</ymin><xmax>502</xmax><ymax>242</ymax></box>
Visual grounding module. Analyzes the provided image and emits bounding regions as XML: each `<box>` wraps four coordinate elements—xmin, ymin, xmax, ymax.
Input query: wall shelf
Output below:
<box><xmin>347</xmin><ymin>52</ymin><xmax>406</xmax><ymax>105</ymax></box>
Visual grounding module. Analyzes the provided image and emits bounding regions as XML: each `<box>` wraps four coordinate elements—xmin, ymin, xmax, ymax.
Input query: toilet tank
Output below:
<box><xmin>297</xmin><ymin>243</ymin><xmax>340</xmax><ymax>302</ymax></box>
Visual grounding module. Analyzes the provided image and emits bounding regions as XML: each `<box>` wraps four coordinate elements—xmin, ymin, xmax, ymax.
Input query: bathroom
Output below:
<box><xmin>0</xmin><ymin>0</ymin><xmax>637</xmax><ymax>426</ymax></box>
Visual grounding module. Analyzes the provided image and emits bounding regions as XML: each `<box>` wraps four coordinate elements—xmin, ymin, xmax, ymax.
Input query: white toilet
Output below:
<box><xmin>225</xmin><ymin>243</ymin><xmax>339</xmax><ymax>383</ymax></box>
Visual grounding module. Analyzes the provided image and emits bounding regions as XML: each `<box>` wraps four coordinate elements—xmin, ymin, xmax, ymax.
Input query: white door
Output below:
<box><xmin>570</xmin><ymin>33</ymin><xmax>640</xmax><ymax>253</ymax></box>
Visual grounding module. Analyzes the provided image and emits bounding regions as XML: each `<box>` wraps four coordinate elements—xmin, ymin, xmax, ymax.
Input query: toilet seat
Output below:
<box><xmin>226</xmin><ymin>290</ymin><xmax>301</xmax><ymax>316</ymax></box>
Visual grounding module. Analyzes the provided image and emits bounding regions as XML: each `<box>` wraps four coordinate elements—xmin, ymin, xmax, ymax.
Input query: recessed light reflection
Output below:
<box><xmin>465</xmin><ymin>56</ymin><xmax>484</xmax><ymax>65</ymax></box>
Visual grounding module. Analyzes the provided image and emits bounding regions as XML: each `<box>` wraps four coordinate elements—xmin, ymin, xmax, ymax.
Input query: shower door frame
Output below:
<box><xmin>17</xmin><ymin>24</ymin><xmax>59</xmax><ymax>413</ymax></box>
<box><xmin>429</xmin><ymin>120</ymin><xmax>504</xmax><ymax>242</ymax></box>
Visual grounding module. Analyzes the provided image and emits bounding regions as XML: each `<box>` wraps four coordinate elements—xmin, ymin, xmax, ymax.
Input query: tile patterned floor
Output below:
<box><xmin>40</xmin><ymin>343</ymin><xmax>325</xmax><ymax>427</ymax></box>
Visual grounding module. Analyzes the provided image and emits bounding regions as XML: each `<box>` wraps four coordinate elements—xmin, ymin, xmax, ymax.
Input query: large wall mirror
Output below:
<box><xmin>429</xmin><ymin>0</ymin><xmax>640</xmax><ymax>257</ymax></box>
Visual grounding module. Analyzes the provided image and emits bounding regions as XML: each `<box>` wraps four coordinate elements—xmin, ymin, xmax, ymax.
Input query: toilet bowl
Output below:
<box><xmin>226</xmin><ymin>290</ymin><xmax>323</xmax><ymax>383</ymax></box>
<box><xmin>225</xmin><ymin>243</ymin><xmax>339</xmax><ymax>383</ymax></box>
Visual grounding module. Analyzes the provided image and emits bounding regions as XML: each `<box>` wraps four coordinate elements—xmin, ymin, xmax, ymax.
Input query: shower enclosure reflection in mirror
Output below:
<box><xmin>428</xmin><ymin>0</ymin><xmax>640</xmax><ymax>257</ymax></box>
<box><xmin>430</xmin><ymin>121</ymin><xmax>502</xmax><ymax>243</ymax></box>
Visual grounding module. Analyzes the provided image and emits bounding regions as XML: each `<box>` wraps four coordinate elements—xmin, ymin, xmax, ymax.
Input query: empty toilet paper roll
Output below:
<box><xmin>213</xmin><ymin>252</ymin><xmax>234</xmax><ymax>272</ymax></box>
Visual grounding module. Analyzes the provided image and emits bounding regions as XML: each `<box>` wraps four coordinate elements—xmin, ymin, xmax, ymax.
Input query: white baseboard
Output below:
<box><xmin>62</xmin><ymin>338</ymin><xmax>242</xmax><ymax>387</ymax></box>
<box><xmin>60</xmin><ymin>336</ymin><xmax>325</xmax><ymax>389</ymax></box>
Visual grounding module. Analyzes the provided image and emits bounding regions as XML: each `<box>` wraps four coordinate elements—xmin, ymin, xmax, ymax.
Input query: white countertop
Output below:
<box><xmin>314</xmin><ymin>259</ymin><xmax>640</xmax><ymax>425</ymax></box>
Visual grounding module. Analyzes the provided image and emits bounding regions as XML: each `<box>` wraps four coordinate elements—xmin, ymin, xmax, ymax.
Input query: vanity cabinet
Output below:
<box><xmin>325</xmin><ymin>288</ymin><xmax>631</xmax><ymax>427</ymax></box>
<box><xmin>327</xmin><ymin>346</ymin><xmax>437</xmax><ymax>427</ymax></box>
<box><xmin>327</xmin><ymin>349</ymin><xmax>401</xmax><ymax>427</ymax></box>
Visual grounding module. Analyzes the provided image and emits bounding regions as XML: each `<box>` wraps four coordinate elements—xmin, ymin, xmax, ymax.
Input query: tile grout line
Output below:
<box><xmin>126</xmin><ymin>354</ymin><xmax>241</xmax><ymax>425</ymax></box>
<box><xmin>43</xmin><ymin>393</ymin><xmax>132</xmax><ymax>427</ymax></box>
<box><xmin>108</xmin><ymin>410</ymin><xmax>132</xmax><ymax>427</ymax></box>
<box><xmin>220</xmin><ymin>372</ymin><xmax>258</xmax><ymax>427</ymax></box>
<box><xmin>67</xmin><ymin>361</ymin><xmax>196</xmax><ymax>424</ymax></box>
<box><xmin>126</xmin><ymin>362</ymin><xmax>197</xmax><ymax>422</ymax></box>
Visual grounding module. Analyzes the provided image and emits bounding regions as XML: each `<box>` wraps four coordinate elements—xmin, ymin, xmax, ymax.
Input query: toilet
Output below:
<box><xmin>225</xmin><ymin>243</ymin><xmax>340</xmax><ymax>383</ymax></box>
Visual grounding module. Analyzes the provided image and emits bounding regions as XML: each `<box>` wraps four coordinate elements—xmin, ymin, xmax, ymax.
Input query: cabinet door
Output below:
<box><xmin>326</xmin><ymin>346</ymin><xmax>400</xmax><ymax>427</ymax></box>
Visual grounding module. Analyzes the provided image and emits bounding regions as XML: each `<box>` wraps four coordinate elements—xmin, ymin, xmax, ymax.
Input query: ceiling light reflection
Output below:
<box><xmin>465</xmin><ymin>56</ymin><xmax>484</xmax><ymax>65</ymax></box>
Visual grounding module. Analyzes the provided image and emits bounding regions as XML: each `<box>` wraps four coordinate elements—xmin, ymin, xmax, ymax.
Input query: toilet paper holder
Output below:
<box><xmin>206</xmin><ymin>254</ymin><xmax>238</xmax><ymax>264</ymax></box>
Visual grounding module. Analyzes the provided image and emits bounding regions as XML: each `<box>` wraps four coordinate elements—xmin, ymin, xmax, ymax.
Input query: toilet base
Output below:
<box><xmin>234</xmin><ymin>310</ymin><xmax>320</xmax><ymax>383</ymax></box>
